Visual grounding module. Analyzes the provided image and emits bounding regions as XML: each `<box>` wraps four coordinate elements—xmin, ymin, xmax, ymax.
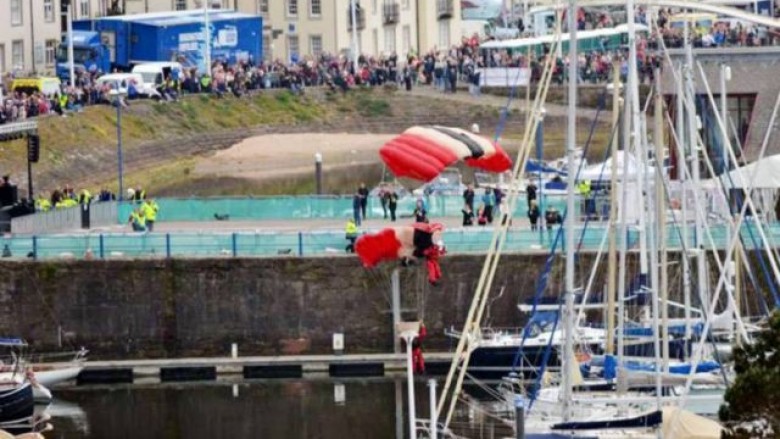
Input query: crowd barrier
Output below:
<box><xmin>10</xmin><ymin>202</ymin><xmax>118</xmax><ymax>234</ymax></box>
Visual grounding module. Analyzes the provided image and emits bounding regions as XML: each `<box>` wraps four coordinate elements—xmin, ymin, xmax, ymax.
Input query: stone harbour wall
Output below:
<box><xmin>0</xmin><ymin>251</ymin><xmax>749</xmax><ymax>360</ymax></box>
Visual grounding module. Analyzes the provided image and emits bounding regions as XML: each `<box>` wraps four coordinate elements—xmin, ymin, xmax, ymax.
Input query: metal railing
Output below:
<box><xmin>1</xmin><ymin>223</ymin><xmax>777</xmax><ymax>261</ymax></box>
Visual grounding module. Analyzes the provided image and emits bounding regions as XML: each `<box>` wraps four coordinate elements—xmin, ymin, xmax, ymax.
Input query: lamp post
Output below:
<box><xmin>315</xmin><ymin>152</ymin><xmax>323</xmax><ymax>195</ymax></box>
<box><xmin>109</xmin><ymin>89</ymin><xmax>127</xmax><ymax>201</ymax></box>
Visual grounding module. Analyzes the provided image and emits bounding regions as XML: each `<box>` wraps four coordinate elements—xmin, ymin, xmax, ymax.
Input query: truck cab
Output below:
<box><xmin>56</xmin><ymin>31</ymin><xmax>110</xmax><ymax>83</ymax></box>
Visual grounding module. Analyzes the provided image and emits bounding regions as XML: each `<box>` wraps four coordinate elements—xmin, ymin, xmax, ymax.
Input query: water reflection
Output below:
<box><xmin>46</xmin><ymin>379</ymin><xmax>411</xmax><ymax>439</ymax></box>
<box><xmin>42</xmin><ymin>378</ymin><xmax>511</xmax><ymax>439</ymax></box>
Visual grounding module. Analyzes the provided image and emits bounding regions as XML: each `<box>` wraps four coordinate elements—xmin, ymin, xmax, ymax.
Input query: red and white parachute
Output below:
<box><xmin>379</xmin><ymin>126</ymin><xmax>513</xmax><ymax>182</ymax></box>
<box><xmin>355</xmin><ymin>223</ymin><xmax>446</xmax><ymax>284</ymax></box>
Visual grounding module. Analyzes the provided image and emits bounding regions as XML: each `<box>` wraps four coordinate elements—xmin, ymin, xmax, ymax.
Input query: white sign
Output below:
<box><xmin>478</xmin><ymin>67</ymin><xmax>531</xmax><ymax>87</ymax></box>
<box><xmin>216</xmin><ymin>26</ymin><xmax>238</xmax><ymax>48</ymax></box>
<box><xmin>179</xmin><ymin>32</ymin><xmax>202</xmax><ymax>52</ymax></box>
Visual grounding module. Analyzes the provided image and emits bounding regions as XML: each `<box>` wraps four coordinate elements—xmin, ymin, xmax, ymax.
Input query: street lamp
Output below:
<box><xmin>314</xmin><ymin>152</ymin><xmax>323</xmax><ymax>195</ymax></box>
<box><xmin>109</xmin><ymin>89</ymin><xmax>127</xmax><ymax>201</ymax></box>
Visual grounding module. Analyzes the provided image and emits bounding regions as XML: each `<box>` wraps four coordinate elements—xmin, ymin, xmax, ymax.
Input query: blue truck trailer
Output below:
<box><xmin>56</xmin><ymin>10</ymin><xmax>263</xmax><ymax>82</ymax></box>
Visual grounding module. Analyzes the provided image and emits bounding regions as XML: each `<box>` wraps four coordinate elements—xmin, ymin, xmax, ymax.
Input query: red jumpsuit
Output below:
<box><xmin>412</xmin><ymin>324</ymin><xmax>427</xmax><ymax>374</ymax></box>
<box><xmin>423</xmin><ymin>246</ymin><xmax>445</xmax><ymax>285</ymax></box>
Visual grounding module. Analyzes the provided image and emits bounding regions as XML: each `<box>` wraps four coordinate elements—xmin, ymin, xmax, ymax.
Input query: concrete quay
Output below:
<box><xmin>72</xmin><ymin>352</ymin><xmax>456</xmax><ymax>385</ymax></box>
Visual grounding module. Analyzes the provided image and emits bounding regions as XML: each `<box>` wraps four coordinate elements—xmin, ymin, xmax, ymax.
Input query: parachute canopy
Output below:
<box><xmin>380</xmin><ymin>126</ymin><xmax>513</xmax><ymax>182</ymax></box>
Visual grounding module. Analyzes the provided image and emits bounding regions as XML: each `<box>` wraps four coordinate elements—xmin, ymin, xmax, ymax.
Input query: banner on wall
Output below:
<box><xmin>461</xmin><ymin>0</ymin><xmax>503</xmax><ymax>21</ymax></box>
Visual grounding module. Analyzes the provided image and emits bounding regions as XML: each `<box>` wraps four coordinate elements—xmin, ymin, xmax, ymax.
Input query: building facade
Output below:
<box><xmin>0</xmin><ymin>0</ymin><xmax>109</xmax><ymax>76</ymax></box>
<box><xmin>1</xmin><ymin>0</ymin><xmax>464</xmax><ymax>76</ymax></box>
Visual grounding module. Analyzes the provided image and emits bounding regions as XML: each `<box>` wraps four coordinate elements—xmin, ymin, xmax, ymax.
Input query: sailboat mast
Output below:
<box><xmin>562</xmin><ymin>0</ymin><xmax>578</xmax><ymax>423</ymax></box>
<box><xmin>606</xmin><ymin>61</ymin><xmax>621</xmax><ymax>355</ymax></box>
<box><xmin>677</xmin><ymin>60</ymin><xmax>692</xmax><ymax>344</ymax></box>
<box><xmin>655</xmin><ymin>70</ymin><xmax>670</xmax><ymax>372</ymax></box>
<box><xmin>684</xmin><ymin>11</ymin><xmax>709</xmax><ymax>327</ymax></box>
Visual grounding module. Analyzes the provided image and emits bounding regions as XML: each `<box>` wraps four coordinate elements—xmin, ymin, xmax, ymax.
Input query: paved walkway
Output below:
<box><xmin>407</xmin><ymin>85</ymin><xmax>603</xmax><ymax>119</ymax></box>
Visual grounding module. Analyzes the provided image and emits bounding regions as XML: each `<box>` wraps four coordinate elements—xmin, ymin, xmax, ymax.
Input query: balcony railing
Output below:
<box><xmin>383</xmin><ymin>2</ymin><xmax>400</xmax><ymax>25</ymax></box>
<box><xmin>437</xmin><ymin>0</ymin><xmax>453</xmax><ymax>19</ymax></box>
<box><xmin>347</xmin><ymin>6</ymin><xmax>366</xmax><ymax>31</ymax></box>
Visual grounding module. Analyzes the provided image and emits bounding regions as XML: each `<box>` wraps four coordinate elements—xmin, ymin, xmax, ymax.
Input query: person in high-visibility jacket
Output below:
<box><xmin>577</xmin><ymin>179</ymin><xmax>592</xmax><ymax>196</ymax></box>
<box><xmin>35</xmin><ymin>196</ymin><xmax>51</xmax><ymax>212</ymax></box>
<box><xmin>345</xmin><ymin>218</ymin><xmax>359</xmax><ymax>253</ymax></box>
<box><xmin>79</xmin><ymin>189</ymin><xmax>92</xmax><ymax>205</ymax></box>
<box><xmin>128</xmin><ymin>208</ymin><xmax>146</xmax><ymax>232</ymax></box>
<box><xmin>55</xmin><ymin>198</ymin><xmax>78</xmax><ymax>209</ymax></box>
<box><xmin>141</xmin><ymin>199</ymin><xmax>159</xmax><ymax>232</ymax></box>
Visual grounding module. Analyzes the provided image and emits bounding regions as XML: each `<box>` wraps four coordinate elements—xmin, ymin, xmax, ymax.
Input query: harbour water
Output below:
<box><xmin>45</xmin><ymin>378</ymin><xmax>506</xmax><ymax>439</ymax></box>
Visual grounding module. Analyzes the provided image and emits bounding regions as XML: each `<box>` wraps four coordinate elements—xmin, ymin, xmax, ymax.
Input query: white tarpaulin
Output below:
<box><xmin>703</xmin><ymin>154</ymin><xmax>780</xmax><ymax>189</ymax></box>
<box><xmin>661</xmin><ymin>407</ymin><xmax>723</xmax><ymax>439</ymax></box>
<box><xmin>578</xmin><ymin>151</ymin><xmax>657</xmax><ymax>182</ymax></box>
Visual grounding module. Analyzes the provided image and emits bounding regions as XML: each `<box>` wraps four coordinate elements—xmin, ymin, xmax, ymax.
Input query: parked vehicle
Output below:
<box><xmin>56</xmin><ymin>10</ymin><xmax>263</xmax><ymax>82</ymax></box>
<box><xmin>94</xmin><ymin>73</ymin><xmax>158</xmax><ymax>98</ymax></box>
<box><xmin>9</xmin><ymin>78</ymin><xmax>62</xmax><ymax>98</ymax></box>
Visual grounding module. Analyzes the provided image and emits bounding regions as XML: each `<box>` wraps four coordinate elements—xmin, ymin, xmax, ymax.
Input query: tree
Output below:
<box><xmin>719</xmin><ymin>311</ymin><xmax>780</xmax><ymax>438</ymax></box>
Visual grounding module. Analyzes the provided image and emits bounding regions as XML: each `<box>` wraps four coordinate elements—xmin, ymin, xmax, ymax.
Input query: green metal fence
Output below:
<box><xmin>2</xmin><ymin>222</ymin><xmax>778</xmax><ymax>261</ymax></box>
<box><xmin>116</xmin><ymin>194</ymin><xmax>571</xmax><ymax>222</ymax></box>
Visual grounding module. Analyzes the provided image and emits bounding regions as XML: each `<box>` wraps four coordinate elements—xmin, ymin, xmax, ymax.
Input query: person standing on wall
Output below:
<box><xmin>481</xmin><ymin>188</ymin><xmax>495</xmax><ymax>224</ymax></box>
<box><xmin>352</xmin><ymin>192</ymin><xmax>362</xmax><ymax>226</ymax></box>
<box><xmin>463</xmin><ymin>184</ymin><xmax>475</xmax><ymax>215</ymax></box>
<box><xmin>388</xmin><ymin>189</ymin><xmax>398</xmax><ymax>222</ymax></box>
<box><xmin>358</xmin><ymin>183</ymin><xmax>369</xmax><ymax>221</ymax></box>
<box><xmin>526</xmin><ymin>181</ymin><xmax>537</xmax><ymax>209</ymax></box>
<box><xmin>528</xmin><ymin>200</ymin><xmax>540</xmax><ymax>231</ymax></box>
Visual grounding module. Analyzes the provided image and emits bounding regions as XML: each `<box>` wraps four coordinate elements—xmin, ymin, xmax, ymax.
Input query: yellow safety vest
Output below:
<box><xmin>36</xmin><ymin>198</ymin><xmax>51</xmax><ymax>212</ymax></box>
<box><xmin>131</xmin><ymin>212</ymin><xmax>146</xmax><ymax>227</ymax></box>
<box><xmin>345</xmin><ymin>221</ymin><xmax>358</xmax><ymax>236</ymax></box>
<box><xmin>80</xmin><ymin>190</ymin><xmax>92</xmax><ymax>204</ymax></box>
<box><xmin>142</xmin><ymin>201</ymin><xmax>159</xmax><ymax>221</ymax></box>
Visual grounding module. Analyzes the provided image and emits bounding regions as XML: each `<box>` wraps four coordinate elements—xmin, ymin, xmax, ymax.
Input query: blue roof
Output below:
<box><xmin>98</xmin><ymin>10</ymin><xmax>259</xmax><ymax>27</ymax></box>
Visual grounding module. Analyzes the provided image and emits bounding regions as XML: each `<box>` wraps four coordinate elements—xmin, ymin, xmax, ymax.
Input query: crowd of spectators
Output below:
<box><xmin>1</xmin><ymin>6</ymin><xmax>778</xmax><ymax>125</ymax></box>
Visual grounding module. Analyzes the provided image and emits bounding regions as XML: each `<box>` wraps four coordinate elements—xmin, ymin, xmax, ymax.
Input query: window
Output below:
<box><xmin>45</xmin><ymin>40</ymin><xmax>58</xmax><ymax>66</ymax></box>
<box><xmin>438</xmin><ymin>21</ymin><xmax>450</xmax><ymax>48</ymax></box>
<box><xmin>258</xmin><ymin>0</ymin><xmax>269</xmax><ymax>15</ymax></box>
<box><xmin>12</xmin><ymin>40</ymin><xmax>24</xmax><ymax>70</ymax></box>
<box><xmin>372</xmin><ymin>29</ymin><xmax>378</xmax><ymax>56</ymax></box>
<box><xmin>44</xmin><ymin>0</ymin><xmax>55</xmax><ymax>22</ymax></box>
<box><xmin>79</xmin><ymin>0</ymin><xmax>90</xmax><ymax>17</ymax></box>
<box><xmin>287</xmin><ymin>35</ymin><xmax>299</xmax><ymax>62</ymax></box>
<box><xmin>372</xmin><ymin>0</ymin><xmax>377</xmax><ymax>14</ymax></box>
<box><xmin>310</xmin><ymin>35</ymin><xmax>322</xmax><ymax>57</ymax></box>
<box><xmin>0</xmin><ymin>45</ymin><xmax>5</xmax><ymax>74</ymax></box>
<box><xmin>287</xmin><ymin>0</ymin><xmax>298</xmax><ymax>16</ymax></box>
<box><xmin>402</xmin><ymin>0</ymin><xmax>409</xmax><ymax>9</ymax></box>
<box><xmin>175</xmin><ymin>0</ymin><xmax>187</xmax><ymax>10</ymax></box>
<box><xmin>11</xmin><ymin>0</ymin><xmax>23</xmax><ymax>26</ymax></box>
<box><xmin>384</xmin><ymin>27</ymin><xmax>396</xmax><ymax>53</ymax></box>
<box><xmin>310</xmin><ymin>0</ymin><xmax>321</xmax><ymax>16</ymax></box>
<box><xmin>402</xmin><ymin>25</ymin><xmax>411</xmax><ymax>55</ymax></box>
<box><xmin>262</xmin><ymin>32</ymin><xmax>272</xmax><ymax>60</ymax></box>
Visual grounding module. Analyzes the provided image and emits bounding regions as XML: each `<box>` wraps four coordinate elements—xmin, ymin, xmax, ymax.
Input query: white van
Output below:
<box><xmin>131</xmin><ymin>62</ymin><xmax>184</xmax><ymax>91</ymax></box>
<box><xmin>95</xmin><ymin>73</ymin><xmax>158</xmax><ymax>98</ymax></box>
